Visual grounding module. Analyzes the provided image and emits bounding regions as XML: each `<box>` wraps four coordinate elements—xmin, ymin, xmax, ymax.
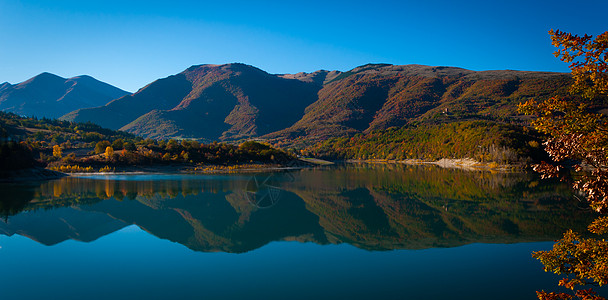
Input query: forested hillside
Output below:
<box><xmin>0</xmin><ymin>112</ymin><xmax>295</xmax><ymax>174</ymax></box>
<box><xmin>306</xmin><ymin>120</ymin><xmax>547</xmax><ymax>164</ymax></box>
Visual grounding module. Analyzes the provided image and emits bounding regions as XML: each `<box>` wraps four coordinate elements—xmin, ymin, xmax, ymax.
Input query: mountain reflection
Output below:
<box><xmin>0</xmin><ymin>164</ymin><xmax>596</xmax><ymax>252</ymax></box>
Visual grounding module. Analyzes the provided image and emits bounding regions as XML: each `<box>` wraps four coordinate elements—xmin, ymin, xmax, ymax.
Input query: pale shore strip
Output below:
<box><xmin>345</xmin><ymin>158</ymin><xmax>521</xmax><ymax>172</ymax></box>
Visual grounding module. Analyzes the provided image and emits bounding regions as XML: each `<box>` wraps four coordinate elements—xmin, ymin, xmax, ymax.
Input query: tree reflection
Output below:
<box><xmin>0</xmin><ymin>183</ymin><xmax>35</xmax><ymax>220</ymax></box>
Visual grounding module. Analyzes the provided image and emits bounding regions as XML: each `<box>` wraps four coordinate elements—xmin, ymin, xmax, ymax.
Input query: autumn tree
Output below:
<box><xmin>519</xmin><ymin>29</ymin><xmax>608</xmax><ymax>300</ymax></box>
<box><xmin>105</xmin><ymin>146</ymin><xmax>114</xmax><ymax>160</ymax></box>
<box><xmin>53</xmin><ymin>145</ymin><xmax>62</xmax><ymax>158</ymax></box>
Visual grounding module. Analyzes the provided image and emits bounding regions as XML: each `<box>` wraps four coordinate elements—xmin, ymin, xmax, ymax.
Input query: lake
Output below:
<box><xmin>0</xmin><ymin>163</ymin><xmax>597</xmax><ymax>299</ymax></box>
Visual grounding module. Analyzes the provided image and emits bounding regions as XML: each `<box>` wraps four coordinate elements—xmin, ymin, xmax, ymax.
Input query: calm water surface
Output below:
<box><xmin>0</xmin><ymin>164</ymin><xmax>597</xmax><ymax>299</ymax></box>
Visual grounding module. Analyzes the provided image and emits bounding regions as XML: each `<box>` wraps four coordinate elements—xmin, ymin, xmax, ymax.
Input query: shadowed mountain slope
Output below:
<box><xmin>0</xmin><ymin>73</ymin><xmax>130</xmax><ymax>119</ymax></box>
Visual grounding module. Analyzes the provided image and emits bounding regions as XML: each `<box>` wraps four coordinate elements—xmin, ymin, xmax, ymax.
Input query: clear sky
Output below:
<box><xmin>1</xmin><ymin>0</ymin><xmax>606</xmax><ymax>92</ymax></box>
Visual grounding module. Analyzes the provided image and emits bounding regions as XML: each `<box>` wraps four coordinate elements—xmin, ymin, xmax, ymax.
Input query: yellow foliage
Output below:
<box><xmin>99</xmin><ymin>165</ymin><xmax>114</xmax><ymax>172</ymax></box>
<box><xmin>105</xmin><ymin>146</ymin><xmax>114</xmax><ymax>159</ymax></box>
<box><xmin>50</xmin><ymin>165</ymin><xmax>95</xmax><ymax>173</ymax></box>
<box><xmin>53</xmin><ymin>145</ymin><xmax>62</xmax><ymax>158</ymax></box>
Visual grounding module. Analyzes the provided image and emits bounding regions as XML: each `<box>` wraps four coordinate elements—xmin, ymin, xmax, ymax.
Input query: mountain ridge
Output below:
<box><xmin>0</xmin><ymin>73</ymin><xmax>130</xmax><ymax>119</ymax></box>
<box><xmin>59</xmin><ymin>63</ymin><xmax>571</xmax><ymax>145</ymax></box>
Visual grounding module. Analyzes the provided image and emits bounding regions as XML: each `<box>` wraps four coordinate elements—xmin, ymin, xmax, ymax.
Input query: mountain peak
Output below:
<box><xmin>180</xmin><ymin>63</ymin><xmax>269</xmax><ymax>87</ymax></box>
<box><xmin>15</xmin><ymin>72</ymin><xmax>63</xmax><ymax>90</ymax></box>
<box><xmin>184</xmin><ymin>63</ymin><xmax>264</xmax><ymax>74</ymax></box>
<box><xmin>35</xmin><ymin>72</ymin><xmax>65</xmax><ymax>80</ymax></box>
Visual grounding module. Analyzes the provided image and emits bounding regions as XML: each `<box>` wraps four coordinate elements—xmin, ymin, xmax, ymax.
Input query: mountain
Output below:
<box><xmin>0</xmin><ymin>73</ymin><xmax>130</xmax><ymax>119</ymax></box>
<box><xmin>264</xmin><ymin>64</ymin><xmax>572</xmax><ymax>147</ymax></box>
<box><xmin>61</xmin><ymin>63</ymin><xmax>321</xmax><ymax>142</ymax></box>
<box><xmin>60</xmin><ymin>63</ymin><xmax>571</xmax><ymax>145</ymax></box>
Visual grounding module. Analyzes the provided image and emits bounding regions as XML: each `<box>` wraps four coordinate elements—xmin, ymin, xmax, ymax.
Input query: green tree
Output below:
<box><xmin>123</xmin><ymin>141</ymin><xmax>136</xmax><ymax>151</ymax></box>
<box><xmin>520</xmin><ymin>30</ymin><xmax>608</xmax><ymax>300</ymax></box>
<box><xmin>166</xmin><ymin>139</ymin><xmax>178</xmax><ymax>150</ymax></box>
<box><xmin>111</xmin><ymin>139</ymin><xmax>124</xmax><ymax>150</ymax></box>
<box><xmin>0</xmin><ymin>141</ymin><xmax>37</xmax><ymax>170</ymax></box>
<box><xmin>95</xmin><ymin>141</ymin><xmax>111</xmax><ymax>154</ymax></box>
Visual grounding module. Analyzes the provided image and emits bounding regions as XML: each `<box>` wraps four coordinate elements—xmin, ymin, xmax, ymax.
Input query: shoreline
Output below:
<box><xmin>344</xmin><ymin>158</ymin><xmax>524</xmax><ymax>172</ymax></box>
<box><xmin>15</xmin><ymin>157</ymin><xmax>522</xmax><ymax>180</ymax></box>
<box><xmin>53</xmin><ymin>160</ymin><xmax>320</xmax><ymax>176</ymax></box>
<box><xmin>51</xmin><ymin>157</ymin><xmax>333</xmax><ymax>176</ymax></box>
<box><xmin>63</xmin><ymin>164</ymin><xmax>303</xmax><ymax>176</ymax></box>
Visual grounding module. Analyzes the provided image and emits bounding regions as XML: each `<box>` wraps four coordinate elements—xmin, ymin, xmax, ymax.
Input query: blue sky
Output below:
<box><xmin>1</xmin><ymin>0</ymin><xmax>606</xmax><ymax>92</ymax></box>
